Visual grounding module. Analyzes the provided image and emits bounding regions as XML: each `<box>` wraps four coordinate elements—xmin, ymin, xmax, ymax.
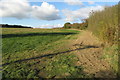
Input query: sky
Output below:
<box><xmin>0</xmin><ymin>0</ymin><xmax>119</xmax><ymax>28</ymax></box>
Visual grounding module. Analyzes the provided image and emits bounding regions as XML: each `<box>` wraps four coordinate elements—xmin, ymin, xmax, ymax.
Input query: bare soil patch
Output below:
<box><xmin>70</xmin><ymin>30</ymin><xmax>116</xmax><ymax>78</ymax></box>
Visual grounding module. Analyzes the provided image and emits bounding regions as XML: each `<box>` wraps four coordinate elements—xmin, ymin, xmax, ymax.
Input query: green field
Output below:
<box><xmin>2</xmin><ymin>28</ymin><xmax>88</xmax><ymax>78</ymax></box>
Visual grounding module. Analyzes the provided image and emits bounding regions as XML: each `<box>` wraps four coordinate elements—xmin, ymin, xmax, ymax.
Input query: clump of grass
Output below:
<box><xmin>101</xmin><ymin>44</ymin><xmax>118</xmax><ymax>73</ymax></box>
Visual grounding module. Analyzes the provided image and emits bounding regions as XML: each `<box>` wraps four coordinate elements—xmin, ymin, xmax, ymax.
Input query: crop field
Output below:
<box><xmin>2</xmin><ymin>28</ymin><xmax>88</xmax><ymax>78</ymax></box>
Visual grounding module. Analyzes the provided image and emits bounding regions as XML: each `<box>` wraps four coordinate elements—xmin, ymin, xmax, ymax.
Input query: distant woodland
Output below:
<box><xmin>0</xmin><ymin>24</ymin><xmax>32</xmax><ymax>28</ymax></box>
<box><xmin>63</xmin><ymin>19</ymin><xmax>88</xmax><ymax>30</ymax></box>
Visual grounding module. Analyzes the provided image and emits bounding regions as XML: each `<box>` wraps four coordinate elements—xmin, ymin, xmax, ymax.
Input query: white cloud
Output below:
<box><xmin>0</xmin><ymin>0</ymin><xmax>61</xmax><ymax>20</ymax></box>
<box><xmin>64</xmin><ymin>0</ymin><xmax>83</xmax><ymax>5</ymax></box>
<box><xmin>36</xmin><ymin>24</ymin><xmax>63</xmax><ymax>28</ymax></box>
<box><xmin>32</xmin><ymin>2</ymin><xmax>61</xmax><ymax>20</ymax></box>
<box><xmin>0</xmin><ymin>0</ymin><xmax>31</xmax><ymax>19</ymax></box>
<box><xmin>62</xmin><ymin>5</ymin><xmax>104</xmax><ymax>22</ymax></box>
<box><xmin>53</xmin><ymin>24</ymin><xmax>63</xmax><ymax>28</ymax></box>
<box><xmin>88</xmin><ymin>1</ymin><xmax>95</xmax><ymax>4</ymax></box>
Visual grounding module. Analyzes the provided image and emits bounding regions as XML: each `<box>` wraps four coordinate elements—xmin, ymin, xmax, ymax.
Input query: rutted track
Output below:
<box><xmin>70</xmin><ymin>30</ymin><xmax>116</xmax><ymax>78</ymax></box>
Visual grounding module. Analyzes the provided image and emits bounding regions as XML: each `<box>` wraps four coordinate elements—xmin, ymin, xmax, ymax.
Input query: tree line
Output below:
<box><xmin>0</xmin><ymin>24</ymin><xmax>32</xmax><ymax>28</ymax></box>
<box><xmin>63</xmin><ymin>19</ymin><xmax>88</xmax><ymax>30</ymax></box>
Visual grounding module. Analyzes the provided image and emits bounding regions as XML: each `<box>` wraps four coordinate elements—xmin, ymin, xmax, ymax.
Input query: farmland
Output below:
<box><xmin>2</xmin><ymin>28</ymin><xmax>118</xmax><ymax>78</ymax></box>
<box><xmin>1</xmin><ymin>3</ymin><xmax>119</xmax><ymax>79</ymax></box>
<box><xmin>2</xmin><ymin>28</ymin><xmax>88</xmax><ymax>78</ymax></box>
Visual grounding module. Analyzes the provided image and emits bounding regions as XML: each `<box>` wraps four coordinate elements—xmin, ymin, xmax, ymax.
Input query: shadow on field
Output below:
<box><xmin>2</xmin><ymin>45</ymin><xmax>99</xmax><ymax>66</ymax></box>
<box><xmin>2</xmin><ymin>32</ymin><xmax>76</xmax><ymax>38</ymax></box>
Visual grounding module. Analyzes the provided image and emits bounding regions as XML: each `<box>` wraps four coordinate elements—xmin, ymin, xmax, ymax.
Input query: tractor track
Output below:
<box><xmin>70</xmin><ymin>30</ymin><xmax>116</xmax><ymax>78</ymax></box>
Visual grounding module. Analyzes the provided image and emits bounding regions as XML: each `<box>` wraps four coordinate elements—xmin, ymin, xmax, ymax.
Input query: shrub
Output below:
<box><xmin>64</xmin><ymin>22</ymin><xmax>72</xmax><ymax>28</ymax></box>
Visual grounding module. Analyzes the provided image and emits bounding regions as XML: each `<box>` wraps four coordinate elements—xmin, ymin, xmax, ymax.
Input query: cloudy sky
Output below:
<box><xmin>0</xmin><ymin>0</ymin><xmax>118</xmax><ymax>28</ymax></box>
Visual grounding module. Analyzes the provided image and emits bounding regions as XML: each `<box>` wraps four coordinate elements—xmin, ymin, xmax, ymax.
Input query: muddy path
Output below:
<box><xmin>70</xmin><ymin>30</ymin><xmax>116</xmax><ymax>78</ymax></box>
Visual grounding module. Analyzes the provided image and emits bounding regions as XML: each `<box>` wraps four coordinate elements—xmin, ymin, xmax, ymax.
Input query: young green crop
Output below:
<box><xmin>2</xmin><ymin>28</ymin><xmax>87</xmax><ymax>78</ymax></box>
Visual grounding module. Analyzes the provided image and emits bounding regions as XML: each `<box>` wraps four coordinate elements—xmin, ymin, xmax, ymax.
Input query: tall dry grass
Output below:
<box><xmin>88</xmin><ymin>4</ymin><xmax>118</xmax><ymax>45</ymax></box>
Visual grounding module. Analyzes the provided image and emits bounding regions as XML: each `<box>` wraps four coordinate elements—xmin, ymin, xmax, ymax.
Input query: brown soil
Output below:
<box><xmin>70</xmin><ymin>30</ymin><xmax>116</xmax><ymax>78</ymax></box>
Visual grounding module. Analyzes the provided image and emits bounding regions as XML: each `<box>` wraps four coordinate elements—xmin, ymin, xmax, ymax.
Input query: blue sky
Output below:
<box><xmin>0</xmin><ymin>0</ymin><xmax>118</xmax><ymax>28</ymax></box>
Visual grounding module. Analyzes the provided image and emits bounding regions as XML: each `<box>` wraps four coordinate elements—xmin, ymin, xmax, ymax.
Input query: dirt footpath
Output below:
<box><xmin>71</xmin><ymin>30</ymin><xmax>116</xmax><ymax>78</ymax></box>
